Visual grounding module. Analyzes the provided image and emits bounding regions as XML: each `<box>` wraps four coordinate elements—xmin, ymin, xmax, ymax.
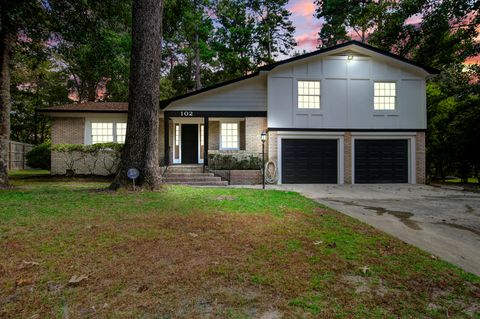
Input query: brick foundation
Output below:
<box><xmin>211</xmin><ymin>169</ymin><xmax>262</xmax><ymax>185</ymax></box>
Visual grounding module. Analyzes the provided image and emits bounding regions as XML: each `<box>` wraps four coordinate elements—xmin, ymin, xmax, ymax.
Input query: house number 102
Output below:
<box><xmin>180</xmin><ymin>111</ymin><xmax>193</xmax><ymax>117</ymax></box>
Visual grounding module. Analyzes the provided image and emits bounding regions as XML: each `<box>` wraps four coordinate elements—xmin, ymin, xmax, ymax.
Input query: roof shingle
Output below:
<box><xmin>37</xmin><ymin>102</ymin><xmax>128</xmax><ymax>113</ymax></box>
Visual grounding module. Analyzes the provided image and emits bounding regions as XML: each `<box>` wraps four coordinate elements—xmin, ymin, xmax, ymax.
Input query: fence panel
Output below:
<box><xmin>8</xmin><ymin>141</ymin><xmax>34</xmax><ymax>171</ymax></box>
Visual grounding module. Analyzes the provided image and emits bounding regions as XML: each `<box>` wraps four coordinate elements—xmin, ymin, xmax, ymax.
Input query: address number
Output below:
<box><xmin>180</xmin><ymin>111</ymin><xmax>193</xmax><ymax>117</ymax></box>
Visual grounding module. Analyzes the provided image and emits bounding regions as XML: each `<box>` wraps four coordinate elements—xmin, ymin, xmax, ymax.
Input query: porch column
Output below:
<box><xmin>204</xmin><ymin>116</ymin><xmax>209</xmax><ymax>166</ymax></box>
<box><xmin>164</xmin><ymin>115</ymin><xmax>169</xmax><ymax>166</ymax></box>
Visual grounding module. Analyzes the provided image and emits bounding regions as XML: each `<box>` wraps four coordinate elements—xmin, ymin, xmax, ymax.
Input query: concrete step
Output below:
<box><xmin>167</xmin><ymin>167</ymin><xmax>204</xmax><ymax>173</ymax></box>
<box><xmin>164</xmin><ymin>172</ymin><xmax>214</xmax><ymax>178</ymax></box>
<box><xmin>166</xmin><ymin>180</ymin><xmax>228</xmax><ymax>186</ymax></box>
<box><xmin>164</xmin><ymin>176</ymin><xmax>222</xmax><ymax>182</ymax></box>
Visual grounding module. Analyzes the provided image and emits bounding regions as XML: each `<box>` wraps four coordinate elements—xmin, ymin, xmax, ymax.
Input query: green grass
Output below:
<box><xmin>1</xmin><ymin>180</ymin><xmax>479</xmax><ymax>318</ymax></box>
<box><xmin>9</xmin><ymin>169</ymin><xmax>50</xmax><ymax>177</ymax></box>
<box><xmin>445</xmin><ymin>177</ymin><xmax>479</xmax><ymax>184</ymax></box>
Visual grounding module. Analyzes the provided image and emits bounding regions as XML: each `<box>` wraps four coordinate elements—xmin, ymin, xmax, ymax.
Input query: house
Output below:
<box><xmin>38</xmin><ymin>40</ymin><xmax>438</xmax><ymax>184</ymax></box>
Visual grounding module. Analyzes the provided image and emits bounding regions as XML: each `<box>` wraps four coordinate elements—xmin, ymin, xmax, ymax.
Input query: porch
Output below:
<box><xmin>161</xmin><ymin>111</ymin><xmax>267</xmax><ymax>167</ymax></box>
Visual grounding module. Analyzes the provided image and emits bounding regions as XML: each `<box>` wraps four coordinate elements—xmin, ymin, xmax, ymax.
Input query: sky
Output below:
<box><xmin>286</xmin><ymin>0</ymin><xmax>480</xmax><ymax>64</ymax></box>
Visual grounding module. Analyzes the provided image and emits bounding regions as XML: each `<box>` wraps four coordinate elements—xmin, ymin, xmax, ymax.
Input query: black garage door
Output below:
<box><xmin>282</xmin><ymin>139</ymin><xmax>337</xmax><ymax>183</ymax></box>
<box><xmin>354</xmin><ymin>139</ymin><xmax>408</xmax><ymax>183</ymax></box>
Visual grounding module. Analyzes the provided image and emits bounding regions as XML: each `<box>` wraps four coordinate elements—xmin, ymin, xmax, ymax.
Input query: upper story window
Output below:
<box><xmin>91</xmin><ymin>122</ymin><xmax>126</xmax><ymax>144</ymax></box>
<box><xmin>220</xmin><ymin>122</ymin><xmax>239</xmax><ymax>150</ymax></box>
<box><xmin>374</xmin><ymin>82</ymin><xmax>396</xmax><ymax>110</ymax></box>
<box><xmin>298</xmin><ymin>80</ymin><xmax>320</xmax><ymax>109</ymax></box>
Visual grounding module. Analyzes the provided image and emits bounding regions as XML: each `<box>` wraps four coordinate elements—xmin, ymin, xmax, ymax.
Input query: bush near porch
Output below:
<box><xmin>207</xmin><ymin>153</ymin><xmax>263</xmax><ymax>184</ymax></box>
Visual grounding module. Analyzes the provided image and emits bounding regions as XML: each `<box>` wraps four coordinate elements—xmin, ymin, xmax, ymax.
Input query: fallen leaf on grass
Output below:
<box><xmin>18</xmin><ymin>261</ymin><xmax>40</xmax><ymax>270</ymax></box>
<box><xmin>188</xmin><ymin>232</ymin><xmax>199</xmax><ymax>237</ymax></box>
<box><xmin>67</xmin><ymin>275</ymin><xmax>88</xmax><ymax>286</ymax></box>
<box><xmin>16</xmin><ymin>278</ymin><xmax>34</xmax><ymax>287</ymax></box>
<box><xmin>360</xmin><ymin>266</ymin><xmax>369</xmax><ymax>274</ymax></box>
<box><xmin>313</xmin><ymin>241</ymin><xmax>324</xmax><ymax>245</ymax></box>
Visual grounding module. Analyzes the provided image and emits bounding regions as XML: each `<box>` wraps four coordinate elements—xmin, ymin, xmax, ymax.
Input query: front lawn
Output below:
<box><xmin>1</xmin><ymin>181</ymin><xmax>479</xmax><ymax>318</ymax></box>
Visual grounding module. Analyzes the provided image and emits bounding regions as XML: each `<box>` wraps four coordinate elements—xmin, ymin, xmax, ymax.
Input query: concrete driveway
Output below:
<box><xmin>275</xmin><ymin>184</ymin><xmax>480</xmax><ymax>276</ymax></box>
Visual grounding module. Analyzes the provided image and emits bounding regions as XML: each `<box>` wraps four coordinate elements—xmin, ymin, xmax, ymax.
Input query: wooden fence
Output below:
<box><xmin>8</xmin><ymin>141</ymin><xmax>34</xmax><ymax>171</ymax></box>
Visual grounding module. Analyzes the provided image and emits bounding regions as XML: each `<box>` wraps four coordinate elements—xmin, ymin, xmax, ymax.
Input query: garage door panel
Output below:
<box><xmin>354</xmin><ymin>139</ymin><xmax>408</xmax><ymax>183</ymax></box>
<box><xmin>282</xmin><ymin>139</ymin><xmax>338</xmax><ymax>184</ymax></box>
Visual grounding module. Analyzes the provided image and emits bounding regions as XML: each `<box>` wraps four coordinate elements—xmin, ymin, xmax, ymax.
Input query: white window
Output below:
<box><xmin>91</xmin><ymin>122</ymin><xmax>126</xmax><ymax>144</ymax></box>
<box><xmin>175</xmin><ymin>124</ymin><xmax>180</xmax><ymax>146</ymax></box>
<box><xmin>374</xmin><ymin>82</ymin><xmax>396</xmax><ymax>110</ymax></box>
<box><xmin>298</xmin><ymin>80</ymin><xmax>320</xmax><ymax>109</ymax></box>
<box><xmin>220</xmin><ymin>122</ymin><xmax>239</xmax><ymax>150</ymax></box>
<box><xmin>116</xmin><ymin>123</ymin><xmax>127</xmax><ymax>143</ymax></box>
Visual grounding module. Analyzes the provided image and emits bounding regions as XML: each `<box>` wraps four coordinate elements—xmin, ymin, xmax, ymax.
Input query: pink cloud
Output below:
<box><xmin>295</xmin><ymin>30</ymin><xmax>319</xmax><ymax>50</ymax></box>
<box><xmin>289</xmin><ymin>0</ymin><xmax>315</xmax><ymax>17</ymax></box>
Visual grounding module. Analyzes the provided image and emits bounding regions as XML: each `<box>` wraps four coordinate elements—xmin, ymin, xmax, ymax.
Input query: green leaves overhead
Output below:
<box><xmin>314</xmin><ymin>0</ymin><xmax>479</xmax><ymax>68</ymax></box>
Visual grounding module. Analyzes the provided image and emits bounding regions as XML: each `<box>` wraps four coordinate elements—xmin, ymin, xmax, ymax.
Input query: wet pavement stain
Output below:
<box><xmin>437</xmin><ymin>222</ymin><xmax>480</xmax><ymax>237</ymax></box>
<box><xmin>327</xmin><ymin>199</ymin><xmax>422</xmax><ymax>230</ymax></box>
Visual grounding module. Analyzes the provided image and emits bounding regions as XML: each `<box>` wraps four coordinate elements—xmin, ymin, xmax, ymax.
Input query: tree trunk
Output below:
<box><xmin>194</xmin><ymin>28</ymin><xmax>202</xmax><ymax>90</ymax></box>
<box><xmin>0</xmin><ymin>24</ymin><xmax>13</xmax><ymax>187</ymax></box>
<box><xmin>111</xmin><ymin>0</ymin><xmax>164</xmax><ymax>190</ymax></box>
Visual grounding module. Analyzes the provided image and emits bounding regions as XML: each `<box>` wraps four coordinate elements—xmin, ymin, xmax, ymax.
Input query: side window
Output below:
<box><xmin>298</xmin><ymin>80</ymin><xmax>320</xmax><ymax>109</ymax></box>
<box><xmin>91</xmin><ymin>122</ymin><xmax>126</xmax><ymax>144</ymax></box>
<box><xmin>374</xmin><ymin>82</ymin><xmax>396</xmax><ymax>110</ymax></box>
<box><xmin>220</xmin><ymin>122</ymin><xmax>239</xmax><ymax>150</ymax></box>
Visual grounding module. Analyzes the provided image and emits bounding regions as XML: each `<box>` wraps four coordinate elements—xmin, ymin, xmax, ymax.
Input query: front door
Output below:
<box><xmin>181</xmin><ymin>124</ymin><xmax>198</xmax><ymax>164</ymax></box>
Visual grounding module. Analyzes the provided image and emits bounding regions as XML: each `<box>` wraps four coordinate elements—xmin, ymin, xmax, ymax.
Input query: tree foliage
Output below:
<box><xmin>427</xmin><ymin>64</ymin><xmax>480</xmax><ymax>182</ymax></box>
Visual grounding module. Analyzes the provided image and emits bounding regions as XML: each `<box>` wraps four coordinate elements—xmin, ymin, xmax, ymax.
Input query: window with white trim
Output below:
<box><xmin>174</xmin><ymin>124</ymin><xmax>180</xmax><ymax>160</ymax></box>
<box><xmin>91</xmin><ymin>122</ymin><xmax>126</xmax><ymax>144</ymax></box>
<box><xmin>220</xmin><ymin>122</ymin><xmax>239</xmax><ymax>150</ymax></box>
<box><xmin>116</xmin><ymin>123</ymin><xmax>127</xmax><ymax>143</ymax></box>
<box><xmin>374</xmin><ymin>82</ymin><xmax>396</xmax><ymax>110</ymax></box>
<box><xmin>298</xmin><ymin>80</ymin><xmax>320</xmax><ymax>109</ymax></box>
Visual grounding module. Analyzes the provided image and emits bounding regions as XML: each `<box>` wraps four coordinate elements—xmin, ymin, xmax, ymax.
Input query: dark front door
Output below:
<box><xmin>354</xmin><ymin>139</ymin><xmax>408</xmax><ymax>183</ymax></box>
<box><xmin>181</xmin><ymin>124</ymin><xmax>198</xmax><ymax>164</ymax></box>
<box><xmin>282</xmin><ymin>139</ymin><xmax>338</xmax><ymax>184</ymax></box>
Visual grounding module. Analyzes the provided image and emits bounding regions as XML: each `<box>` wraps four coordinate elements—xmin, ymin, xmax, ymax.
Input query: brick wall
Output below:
<box><xmin>245</xmin><ymin>117</ymin><xmax>267</xmax><ymax>154</ymax></box>
<box><xmin>210</xmin><ymin>169</ymin><xmax>262</xmax><ymax>185</ymax></box>
<box><xmin>416</xmin><ymin>132</ymin><xmax>426</xmax><ymax>184</ymax></box>
<box><xmin>209</xmin><ymin>121</ymin><xmax>219</xmax><ymax>150</ymax></box>
<box><xmin>51</xmin><ymin>117</ymin><xmax>85</xmax><ymax>144</ymax></box>
<box><xmin>51</xmin><ymin>117</ymin><xmax>85</xmax><ymax>175</ymax></box>
<box><xmin>344</xmin><ymin>132</ymin><xmax>352</xmax><ymax>184</ymax></box>
<box><xmin>267</xmin><ymin>131</ymin><xmax>278</xmax><ymax>163</ymax></box>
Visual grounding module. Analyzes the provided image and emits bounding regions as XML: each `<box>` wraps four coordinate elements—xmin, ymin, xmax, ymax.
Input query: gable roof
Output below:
<box><xmin>37</xmin><ymin>102</ymin><xmax>128</xmax><ymax>113</ymax></box>
<box><xmin>160</xmin><ymin>40</ymin><xmax>439</xmax><ymax>108</ymax></box>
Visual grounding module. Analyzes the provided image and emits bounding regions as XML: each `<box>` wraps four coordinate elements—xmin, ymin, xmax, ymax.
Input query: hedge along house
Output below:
<box><xmin>38</xmin><ymin>40</ymin><xmax>438</xmax><ymax>184</ymax></box>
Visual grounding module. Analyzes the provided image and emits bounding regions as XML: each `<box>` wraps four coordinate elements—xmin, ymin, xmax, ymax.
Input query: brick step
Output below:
<box><xmin>166</xmin><ymin>180</ymin><xmax>228</xmax><ymax>186</ymax></box>
<box><xmin>164</xmin><ymin>176</ymin><xmax>222</xmax><ymax>182</ymax></box>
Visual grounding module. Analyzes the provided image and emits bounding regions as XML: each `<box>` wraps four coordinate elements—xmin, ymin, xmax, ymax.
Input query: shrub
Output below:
<box><xmin>208</xmin><ymin>154</ymin><xmax>262</xmax><ymax>170</ymax></box>
<box><xmin>51</xmin><ymin>143</ymin><xmax>123</xmax><ymax>176</ymax></box>
<box><xmin>26</xmin><ymin>142</ymin><xmax>52</xmax><ymax>170</ymax></box>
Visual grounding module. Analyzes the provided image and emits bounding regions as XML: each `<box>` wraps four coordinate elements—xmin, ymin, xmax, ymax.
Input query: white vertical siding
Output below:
<box><xmin>267</xmin><ymin>51</ymin><xmax>428</xmax><ymax>130</ymax></box>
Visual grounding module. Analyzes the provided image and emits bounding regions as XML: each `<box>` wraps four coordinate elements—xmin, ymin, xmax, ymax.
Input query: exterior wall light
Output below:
<box><xmin>347</xmin><ymin>55</ymin><xmax>354</xmax><ymax>60</ymax></box>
